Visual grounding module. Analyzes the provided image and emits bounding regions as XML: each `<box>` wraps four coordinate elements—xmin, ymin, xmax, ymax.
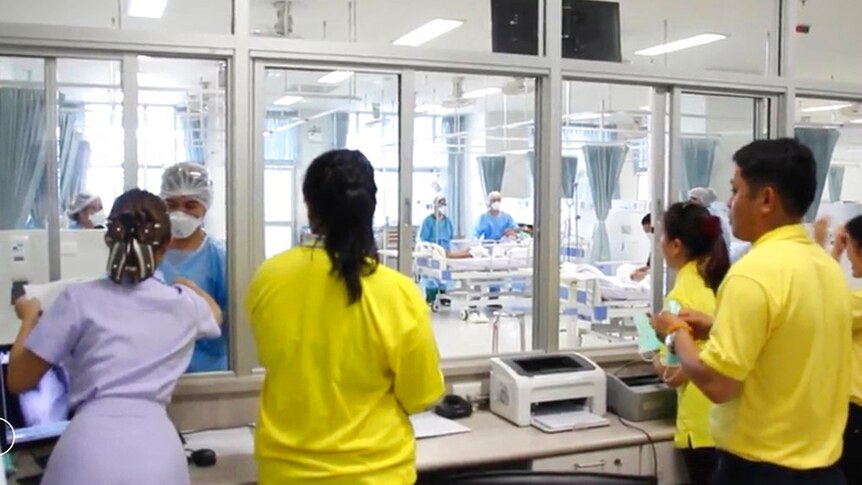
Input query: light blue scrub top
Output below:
<box><xmin>419</xmin><ymin>214</ymin><xmax>455</xmax><ymax>251</ymax></box>
<box><xmin>159</xmin><ymin>236</ymin><xmax>228</xmax><ymax>373</ymax></box>
<box><xmin>474</xmin><ymin>212</ymin><xmax>517</xmax><ymax>241</ymax></box>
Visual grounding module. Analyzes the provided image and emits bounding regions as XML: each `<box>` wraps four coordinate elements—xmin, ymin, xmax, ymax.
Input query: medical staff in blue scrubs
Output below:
<box><xmin>159</xmin><ymin>163</ymin><xmax>228</xmax><ymax>373</ymax></box>
<box><xmin>419</xmin><ymin>196</ymin><xmax>455</xmax><ymax>304</ymax></box>
<box><xmin>67</xmin><ymin>192</ymin><xmax>106</xmax><ymax>229</ymax></box>
<box><xmin>419</xmin><ymin>196</ymin><xmax>454</xmax><ymax>251</ymax></box>
<box><xmin>474</xmin><ymin>191</ymin><xmax>518</xmax><ymax>241</ymax></box>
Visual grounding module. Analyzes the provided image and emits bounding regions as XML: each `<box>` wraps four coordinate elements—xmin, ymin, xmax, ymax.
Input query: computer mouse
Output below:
<box><xmin>434</xmin><ymin>394</ymin><xmax>473</xmax><ymax>420</ymax></box>
<box><xmin>189</xmin><ymin>448</ymin><xmax>217</xmax><ymax>467</ymax></box>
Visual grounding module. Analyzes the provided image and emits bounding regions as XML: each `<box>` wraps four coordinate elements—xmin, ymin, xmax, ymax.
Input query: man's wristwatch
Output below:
<box><xmin>664</xmin><ymin>331</ymin><xmax>678</xmax><ymax>354</ymax></box>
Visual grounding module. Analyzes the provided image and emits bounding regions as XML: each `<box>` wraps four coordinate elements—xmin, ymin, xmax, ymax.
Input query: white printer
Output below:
<box><xmin>489</xmin><ymin>352</ymin><xmax>607</xmax><ymax>428</ymax></box>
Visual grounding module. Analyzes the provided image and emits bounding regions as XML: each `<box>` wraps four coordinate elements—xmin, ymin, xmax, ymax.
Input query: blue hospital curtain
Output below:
<box><xmin>527</xmin><ymin>152</ymin><xmax>578</xmax><ymax>197</ymax></box>
<box><xmin>0</xmin><ymin>88</ymin><xmax>47</xmax><ymax>229</ymax></box>
<box><xmin>795</xmin><ymin>127</ymin><xmax>840</xmax><ymax>221</ymax></box>
<box><xmin>584</xmin><ymin>144</ymin><xmax>628</xmax><ymax>262</ymax></box>
<box><xmin>58</xmin><ymin>111</ymin><xmax>90</xmax><ymax>212</ymax></box>
<box><xmin>334</xmin><ymin>112</ymin><xmax>349</xmax><ymax>149</ymax></box>
<box><xmin>265</xmin><ymin>113</ymin><xmax>300</xmax><ymax>162</ymax></box>
<box><xmin>828</xmin><ymin>166</ymin><xmax>845</xmax><ymax>203</ymax></box>
<box><xmin>681</xmin><ymin>137</ymin><xmax>718</xmax><ymax>195</ymax></box>
<box><xmin>561</xmin><ymin>156</ymin><xmax>579</xmax><ymax>199</ymax></box>
<box><xmin>477</xmin><ymin>155</ymin><xmax>506</xmax><ymax>197</ymax></box>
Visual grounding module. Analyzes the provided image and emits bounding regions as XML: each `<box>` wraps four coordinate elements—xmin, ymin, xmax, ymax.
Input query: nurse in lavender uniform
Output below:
<box><xmin>8</xmin><ymin>188</ymin><xmax>222</xmax><ymax>485</ymax></box>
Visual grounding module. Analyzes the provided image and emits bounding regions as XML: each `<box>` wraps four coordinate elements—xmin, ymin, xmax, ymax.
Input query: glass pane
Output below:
<box><xmin>265</xmin><ymin>225</ymin><xmax>293</xmax><ymax>259</ymax></box>
<box><xmin>0</xmin><ymin>56</ymin><xmax>47</xmax><ymax>346</ymax></box>
<box><xmin>250</xmin><ymin>0</ymin><xmax>541</xmax><ymax>56</ymax></box>
<box><xmin>796</xmin><ymin>97</ymin><xmax>862</xmax><ymax>290</ymax></box>
<box><xmin>263</xmin><ymin>68</ymin><xmax>399</xmax><ymax>250</ymax></box>
<box><xmin>0</xmin><ymin>0</ymin><xmax>232</xmax><ymax>34</ymax></box>
<box><xmin>560</xmin><ymin>0</ymin><xmax>776</xmax><ymax>76</ymax></box>
<box><xmin>412</xmin><ymin>72</ymin><xmax>536</xmax><ymax>358</ymax></box>
<box><xmin>55</xmin><ymin>58</ymin><xmax>123</xmax><ymax>303</ymax></box>
<box><xmin>136</xmin><ymin>57</ymin><xmax>229</xmax><ymax>374</ymax></box>
<box><xmin>795</xmin><ymin>2</ymin><xmax>861</xmax><ymax>82</ymax></box>
<box><xmin>558</xmin><ymin>81</ymin><xmax>654</xmax><ymax>349</ymax></box>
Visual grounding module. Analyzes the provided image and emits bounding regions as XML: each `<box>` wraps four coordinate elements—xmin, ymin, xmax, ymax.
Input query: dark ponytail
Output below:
<box><xmin>663</xmin><ymin>202</ymin><xmax>730</xmax><ymax>294</ymax></box>
<box><xmin>302</xmin><ymin>150</ymin><xmax>379</xmax><ymax>304</ymax></box>
<box><xmin>104</xmin><ymin>189</ymin><xmax>171</xmax><ymax>285</ymax></box>
<box><xmin>847</xmin><ymin>215</ymin><xmax>862</xmax><ymax>248</ymax></box>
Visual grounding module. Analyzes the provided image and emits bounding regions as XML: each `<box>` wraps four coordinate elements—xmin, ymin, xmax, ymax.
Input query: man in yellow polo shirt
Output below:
<box><xmin>653</xmin><ymin>138</ymin><xmax>852</xmax><ymax>484</ymax></box>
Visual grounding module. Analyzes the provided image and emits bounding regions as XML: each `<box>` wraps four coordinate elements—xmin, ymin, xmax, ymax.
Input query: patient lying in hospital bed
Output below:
<box><xmin>560</xmin><ymin>262</ymin><xmax>650</xmax><ymax>301</ymax></box>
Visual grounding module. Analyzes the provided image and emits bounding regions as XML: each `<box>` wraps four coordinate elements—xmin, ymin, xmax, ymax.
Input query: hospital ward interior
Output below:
<box><xmin>1</xmin><ymin>0</ymin><xmax>862</xmax><ymax>483</ymax></box>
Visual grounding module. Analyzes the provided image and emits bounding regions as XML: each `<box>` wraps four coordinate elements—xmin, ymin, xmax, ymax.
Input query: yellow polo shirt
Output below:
<box><xmin>664</xmin><ymin>261</ymin><xmax>715</xmax><ymax>450</ymax></box>
<box><xmin>246</xmin><ymin>246</ymin><xmax>445</xmax><ymax>485</ymax></box>
<box><xmin>700</xmin><ymin>224</ymin><xmax>852</xmax><ymax>470</ymax></box>
<box><xmin>852</xmin><ymin>290</ymin><xmax>862</xmax><ymax>406</ymax></box>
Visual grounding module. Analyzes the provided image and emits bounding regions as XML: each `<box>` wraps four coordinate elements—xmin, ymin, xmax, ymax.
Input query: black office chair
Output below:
<box><xmin>444</xmin><ymin>470</ymin><xmax>657</xmax><ymax>485</ymax></box>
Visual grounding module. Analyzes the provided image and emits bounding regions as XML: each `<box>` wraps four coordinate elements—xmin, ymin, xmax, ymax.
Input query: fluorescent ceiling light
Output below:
<box><xmin>393</xmin><ymin>19</ymin><xmax>464</xmax><ymax>47</ymax></box>
<box><xmin>463</xmin><ymin>87</ymin><xmax>502</xmax><ymax>100</ymax></box>
<box><xmin>635</xmin><ymin>34</ymin><xmax>727</xmax><ymax>56</ymax></box>
<box><xmin>849</xmin><ymin>118</ymin><xmax>862</xmax><ymax>124</ymax></box>
<box><xmin>273</xmin><ymin>95</ymin><xmax>303</xmax><ymax>107</ymax></box>
<box><xmin>317</xmin><ymin>71</ymin><xmax>354</xmax><ymax>84</ymax></box>
<box><xmin>128</xmin><ymin>0</ymin><xmax>168</xmax><ymax>18</ymax></box>
<box><xmin>800</xmin><ymin>103</ymin><xmax>853</xmax><ymax>113</ymax></box>
<box><xmin>638</xmin><ymin>105</ymin><xmax>650</xmax><ymax>111</ymax></box>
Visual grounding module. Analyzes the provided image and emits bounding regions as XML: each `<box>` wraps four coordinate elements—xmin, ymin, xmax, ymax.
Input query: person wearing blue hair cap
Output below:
<box><xmin>159</xmin><ymin>162</ymin><xmax>228</xmax><ymax>373</ymax></box>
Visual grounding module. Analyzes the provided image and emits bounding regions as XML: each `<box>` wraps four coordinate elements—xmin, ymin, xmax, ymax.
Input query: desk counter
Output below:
<box><xmin>186</xmin><ymin>411</ymin><xmax>675</xmax><ymax>484</ymax></box>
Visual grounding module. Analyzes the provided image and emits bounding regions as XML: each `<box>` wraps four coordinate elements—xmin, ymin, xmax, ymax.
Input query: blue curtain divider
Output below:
<box><xmin>795</xmin><ymin>127</ymin><xmax>840</xmax><ymax>221</ymax></box>
<box><xmin>584</xmin><ymin>143</ymin><xmax>628</xmax><ymax>262</ymax></box>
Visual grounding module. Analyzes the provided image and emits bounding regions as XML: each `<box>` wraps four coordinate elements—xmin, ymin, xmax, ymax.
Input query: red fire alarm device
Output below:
<box><xmin>796</xmin><ymin>24</ymin><xmax>811</xmax><ymax>34</ymax></box>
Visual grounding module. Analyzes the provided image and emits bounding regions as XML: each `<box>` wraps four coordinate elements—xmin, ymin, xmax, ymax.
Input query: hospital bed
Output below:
<box><xmin>559</xmin><ymin>261</ymin><xmax>650</xmax><ymax>345</ymax></box>
<box><xmin>414</xmin><ymin>241</ymin><xmax>533</xmax><ymax>321</ymax></box>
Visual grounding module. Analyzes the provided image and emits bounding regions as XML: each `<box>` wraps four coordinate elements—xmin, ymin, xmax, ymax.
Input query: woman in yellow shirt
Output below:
<box><xmin>245</xmin><ymin>150</ymin><xmax>446</xmax><ymax>485</ymax></box>
<box><xmin>653</xmin><ymin>202</ymin><xmax>730</xmax><ymax>485</ymax></box>
<box><xmin>816</xmin><ymin>215</ymin><xmax>862</xmax><ymax>485</ymax></box>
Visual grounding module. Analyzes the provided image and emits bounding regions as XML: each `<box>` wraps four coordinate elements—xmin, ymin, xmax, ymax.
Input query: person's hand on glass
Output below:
<box><xmin>814</xmin><ymin>217</ymin><xmax>830</xmax><ymax>248</ymax></box>
<box><xmin>833</xmin><ymin>226</ymin><xmax>848</xmax><ymax>261</ymax></box>
<box><xmin>14</xmin><ymin>297</ymin><xmax>42</xmax><ymax>322</ymax></box>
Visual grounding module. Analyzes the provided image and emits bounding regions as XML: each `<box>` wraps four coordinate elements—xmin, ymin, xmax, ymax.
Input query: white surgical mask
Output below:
<box><xmin>437</xmin><ymin>206</ymin><xmax>447</xmax><ymax>215</ymax></box>
<box><xmin>89</xmin><ymin>210</ymin><xmax>106</xmax><ymax>227</ymax></box>
<box><xmin>490</xmin><ymin>202</ymin><xmax>501</xmax><ymax>211</ymax></box>
<box><xmin>170</xmin><ymin>211</ymin><xmax>202</xmax><ymax>239</ymax></box>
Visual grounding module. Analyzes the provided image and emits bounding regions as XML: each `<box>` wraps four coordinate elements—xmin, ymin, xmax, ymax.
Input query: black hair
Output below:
<box><xmin>104</xmin><ymin>189</ymin><xmax>171</xmax><ymax>285</ymax></box>
<box><xmin>302</xmin><ymin>150</ymin><xmax>379</xmax><ymax>304</ymax></box>
<box><xmin>847</xmin><ymin>215</ymin><xmax>862</xmax><ymax>247</ymax></box>
<box><xmin>641</xmin><ymin>213</ymin><xmax>651</xmax><ymax>226</ymax></box>
<box><xmin>733</xmin><ymin>138</ymin><xmax>817</xmax><ymax>218</ymax></box>
<box><xmin>663</xmin><ymin>202</ymin><xmax>729</xmax><ymax>294</ymax></box>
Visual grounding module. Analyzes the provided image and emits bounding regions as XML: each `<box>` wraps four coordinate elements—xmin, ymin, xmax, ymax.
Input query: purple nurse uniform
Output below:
<box><xmin>23</xmin><ymin>272</ymin><xmax>220</xmax><ymax>485</ymax></box>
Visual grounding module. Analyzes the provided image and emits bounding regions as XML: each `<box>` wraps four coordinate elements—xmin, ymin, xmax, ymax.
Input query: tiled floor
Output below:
<box><xmin>431</xmin><ymin>310</ymin><xmax>635</xmax><ymax>359</ymax></box>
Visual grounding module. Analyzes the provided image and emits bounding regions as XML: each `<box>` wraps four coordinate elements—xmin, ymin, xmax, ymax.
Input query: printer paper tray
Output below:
<box><xmin>530</xmin><ymin>411</ymin><xmax>610</xmax><ymax>434</ymax></box>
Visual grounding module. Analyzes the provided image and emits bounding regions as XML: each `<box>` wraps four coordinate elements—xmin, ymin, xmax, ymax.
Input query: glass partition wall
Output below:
<box><xmin>4</xmin><ymin>0</ymin><xmax>854</xmax><ymax>383</ymax></box>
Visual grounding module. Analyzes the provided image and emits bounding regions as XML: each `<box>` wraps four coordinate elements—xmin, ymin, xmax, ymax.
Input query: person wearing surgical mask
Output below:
<box><xmin>159</xmin><ymin>162</ymin><xmax>228</xmax><ymax>373</ymax></box>
<box><xmin>419</xmin><ymin>196</ymin><xmax>455</xmax><ymax>252</ymax></box>
<box><xmin>474</xmin><ymin>191</ymin><xmax>518</xmax><ymax>241</ymax></box>
<box><xmin>67</xmin><ymin>191</ymin><xmax>106</xmax><ymax>229</ymax></box>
